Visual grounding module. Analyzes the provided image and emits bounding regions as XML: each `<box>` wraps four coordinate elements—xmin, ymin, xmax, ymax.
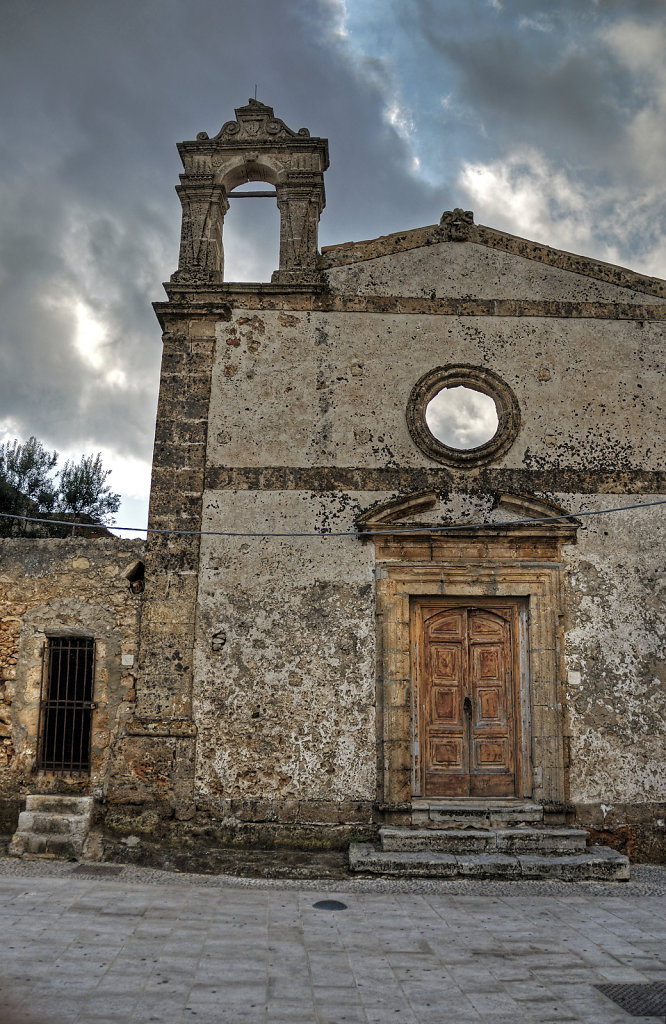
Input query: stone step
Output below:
<box><xmin>380</xmin><ymin>826</ymin><xmax>588</xmax><ymax>855</ymax></box>
<box><xmin>17</xmin><ymin>811</ymin><xmax>90</xmax><ymax>837</ymax></box>
<box><xmin>9</xmin><ymin>832</ymin><xmax>86</xmax><ymax>859</ymax></box>
<box><xmin>25</xmin><ymin>795</ymin><xmax>93</xmax><ymax>816</ymax></box>
<box><xmin>349</xmin><ymin>843</ymin><xmax>630</xmax><ymax>881</ymax></box>
<box><xmin>9</xmin><ymin>795</ymin><xmax>94</xmax><ymax>861</ymax></box>
<box><xmin>412</xmin><ymin>800</ymin><xmax>544</xmax><ymax>829</ymax></box>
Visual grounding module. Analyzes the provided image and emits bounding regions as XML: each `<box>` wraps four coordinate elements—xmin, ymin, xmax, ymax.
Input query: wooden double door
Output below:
<box><xmin>413</xmin><ymin>600</ymin><xmax>524</xmax><ymax>798</ymax></box>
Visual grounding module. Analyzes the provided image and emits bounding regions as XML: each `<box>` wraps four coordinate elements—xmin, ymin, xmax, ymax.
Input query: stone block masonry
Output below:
<box><xmin>0</xmin><ymin>538</ymin><xmax>144</xmax><ymax>833</ymax></box>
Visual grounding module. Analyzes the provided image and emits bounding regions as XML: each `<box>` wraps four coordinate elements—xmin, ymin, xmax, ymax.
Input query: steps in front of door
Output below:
<box><xmin>9</xmin><ymin>795</ymin><xmax>93</xmax><ymax>860</ymax></box>
<box><xmin>349</xmin><ymin>824</ymin><xmax>630</xmax><ymax>880</ymax></box>
<box><xmin>383</xmin><ymin>826</ymin><xmax>588</xmax><ymax>855</ymax></box>
<box><xmin>412</xmin><ymin>799</ymin><xmax>544</xmax><ymax>830</ymax></box>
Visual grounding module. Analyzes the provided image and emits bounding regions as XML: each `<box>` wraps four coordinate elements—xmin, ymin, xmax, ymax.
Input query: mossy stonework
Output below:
<box><xmin>2</xmin><ymin>100</ymin><xmax>665</xmax><ymax>865</ymax></box>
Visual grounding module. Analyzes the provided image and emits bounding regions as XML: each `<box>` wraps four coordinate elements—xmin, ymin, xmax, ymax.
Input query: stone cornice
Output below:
<box><xmin>321</xmin><ymin>222</ymin><xmax>666</xmax><ymax>301</ymax></box>
<box><xmin>154</xmin><ymin>292</ymin><xmax>666</xmax><ymax>321</ymax></box>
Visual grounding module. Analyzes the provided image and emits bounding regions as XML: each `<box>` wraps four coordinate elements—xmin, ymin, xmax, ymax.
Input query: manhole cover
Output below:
<box><xmin>312</xmin><ymin>900</ymin><xmax>347</xmax><ymax>911</ymax></box>
<box><xmin>595</xmin><ymin>983</ymin><xmax>666</xmax><ymax>1017</ymax></box>
<box><xmin>71</xmin><ymin>864</ymin><xmax>124</xmax><ymax>877</ymax></box>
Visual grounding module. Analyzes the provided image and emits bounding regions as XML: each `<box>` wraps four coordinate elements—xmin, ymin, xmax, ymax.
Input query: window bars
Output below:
<box><xmin>36</xmin><ymin>637</ymin><xmax>96</xmax><ymax>774</ymax></box>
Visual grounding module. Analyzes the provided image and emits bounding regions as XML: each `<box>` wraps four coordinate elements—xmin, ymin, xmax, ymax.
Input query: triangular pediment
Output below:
<box><xmin>357</xmin><ymin>490</ymin><xmax>579</xmax><ymax>536</ymax></box>
<box><xmin>323</xmin><ymin>213</ymin><xmax>666</xmax><ymax>306</ymax></box>
<box><xmin>213</xmin><ymin>97</ymin><xmax>314</xmax><ymax>143</ymax></box>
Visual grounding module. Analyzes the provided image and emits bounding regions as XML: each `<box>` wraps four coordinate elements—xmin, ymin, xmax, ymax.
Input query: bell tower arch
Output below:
<box><xmin>172</xmin><ymin>98</ymin><xmax>328</xmax><ymax>285</ymax></box>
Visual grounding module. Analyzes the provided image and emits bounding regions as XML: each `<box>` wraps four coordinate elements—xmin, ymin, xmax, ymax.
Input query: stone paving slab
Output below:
<box><xmin>0</xmin><ymin>858</ymin><xmax>664</xmax><ymax>1023</ymax></box>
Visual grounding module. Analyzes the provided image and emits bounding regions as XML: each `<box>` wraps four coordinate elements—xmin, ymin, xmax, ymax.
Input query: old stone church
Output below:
<box><xmin>1</xmin><ymin>100</ymin><xmax>664</xmax><ymax>877</ymax></box>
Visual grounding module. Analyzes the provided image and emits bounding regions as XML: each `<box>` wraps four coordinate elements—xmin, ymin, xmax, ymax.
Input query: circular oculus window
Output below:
<box><xmin>406</xmin><ymin>365</ymin><xmax>521</xmax><ymax>467</ymax></box>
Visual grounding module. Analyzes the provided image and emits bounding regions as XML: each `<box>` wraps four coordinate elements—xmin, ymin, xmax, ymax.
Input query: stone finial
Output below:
<box><xmin>440</xmin><ymin>209</ymin><xmax>475</xmax><ymax>241</ymax></box>
<box><xmin>214</xmin><ymin>98</ymin><xmax>312</xmax><ymax>142</ymax></box>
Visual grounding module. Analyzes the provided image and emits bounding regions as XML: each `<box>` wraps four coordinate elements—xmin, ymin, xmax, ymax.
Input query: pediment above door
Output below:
<box><xmin>357</xmin><ymin>489</ymin><xmax>580</xmax><ymax>544</ymax></box>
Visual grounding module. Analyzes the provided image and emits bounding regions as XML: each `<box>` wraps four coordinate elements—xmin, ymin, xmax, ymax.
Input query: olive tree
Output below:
<box><xmin>57</xmin><ymin>453</ymin><xmax>121</xmax><ymax>521</ymax></box>
<box><xmin>0</xmin><ymin>437</ymin><xmax>120</xmax><ymax>536</ymax></box>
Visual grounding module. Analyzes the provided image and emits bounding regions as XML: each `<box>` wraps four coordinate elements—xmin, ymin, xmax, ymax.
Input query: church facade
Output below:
<box><xmin>2</xmin><ymin>100</ymin><xmax>665</xmax><ymax>869</ymax></box>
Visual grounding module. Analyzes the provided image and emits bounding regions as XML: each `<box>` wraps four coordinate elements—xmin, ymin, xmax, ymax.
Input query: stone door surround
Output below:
<box><xmin>362</xmin><ymin>491</ymin><xmax>579</xmax><ymax>815</ymax></box>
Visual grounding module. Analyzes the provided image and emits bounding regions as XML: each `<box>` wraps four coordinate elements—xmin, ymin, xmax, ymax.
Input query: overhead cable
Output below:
<box><xmin>0</xmin><ymin>498</ymin><xmax>665</xmax><ymax>539</ymax></box>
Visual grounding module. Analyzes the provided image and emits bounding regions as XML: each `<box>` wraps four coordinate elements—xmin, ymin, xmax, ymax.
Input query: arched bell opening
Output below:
<box><xmin>220</xmin><ymin>157</ymin><xmax>283</xmax><ymax>193</ymax></box>
<box><xmin>223</xmin><ymin>181</ymin><xmax>281</xmax><ymax>283</ymax></box>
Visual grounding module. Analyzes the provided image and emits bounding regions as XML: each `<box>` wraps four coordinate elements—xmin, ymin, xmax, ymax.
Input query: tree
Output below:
<box><xmin>0</xmin><ymin>436</ymin><xmax>58</xmax><ymax>510</ymax></box>
<box><xmin>57</xmin><ymin>453</ymin><xmax>121</xmax><ymax>522</ymax></box>
<box><xmin>0</xmin><ymin>436</ymin><xmax>59</xmax><ymax>535</ymax></box>
<box><xmin>0</xmin><ymin>437</ymin><xmax>120</xmax><ymax>536</ymax></box>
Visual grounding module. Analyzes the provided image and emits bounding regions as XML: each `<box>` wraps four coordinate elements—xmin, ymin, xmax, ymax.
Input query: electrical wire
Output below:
<box><xmin>0</xmin><ymin>498</ymin><xmax>665</xmax><ymax>539</ymax></box>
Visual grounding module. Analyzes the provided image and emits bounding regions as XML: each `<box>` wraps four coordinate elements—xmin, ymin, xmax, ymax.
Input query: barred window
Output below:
<box><xmin>37</xmin><ymin>636</ymin><xmax>95</xmax><ymax>774</ymax></box>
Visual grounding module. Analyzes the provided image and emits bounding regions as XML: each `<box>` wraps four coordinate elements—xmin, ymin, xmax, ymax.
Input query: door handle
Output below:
<box><xmin>463</xmin><ymin>695</ymin><xmax>472</xmax><ymax>716</ymax></box>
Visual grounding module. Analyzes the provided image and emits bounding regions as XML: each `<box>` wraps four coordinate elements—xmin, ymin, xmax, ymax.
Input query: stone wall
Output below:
<box><xmin>0</xmin><ymin>538</ymin><xmax>144</xmax><ymax>831</ymax></box>
<box><xmin>4</xmin><ymin>180</ymin><xmax>663</xmax><ymax>866</ymax></box>
<box><xmin>180</xmin><ymin>277</ymin><xmax>665</xmax><ymax>857</ymax></box>
<box><xmin>193</xmin><ymin>492</ymin><xmax>377</xmax><ymax>821</ymax></box>
<box><xmin>562</xmin><ymin>499</ymin><xmax>666</xmax><ymax>860</ymax></box>
<box><xmin>206</xmin><ymin>308</ymin><xmax>665</xmax><ymax>475</ymax></box>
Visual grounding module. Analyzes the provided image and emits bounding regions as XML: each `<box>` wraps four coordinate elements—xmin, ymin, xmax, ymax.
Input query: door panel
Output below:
<box><xmin>418</xmin><ymin>604</ymin><xmax>517</xmax><ymax>798</ymax></box>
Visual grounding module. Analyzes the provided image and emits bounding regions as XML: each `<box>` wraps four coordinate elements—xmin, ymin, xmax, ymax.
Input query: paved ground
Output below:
<box><xmin>0</xmin><ymin>858</ymin><xmax>665</xmax><ymax>1024</ymax></box>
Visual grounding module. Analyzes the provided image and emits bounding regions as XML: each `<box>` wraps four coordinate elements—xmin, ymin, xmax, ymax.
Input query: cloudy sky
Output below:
<box><xmin>1</xmin><ymin>0</ymin><xmax>664</xmax><ymax>532</ymax></box>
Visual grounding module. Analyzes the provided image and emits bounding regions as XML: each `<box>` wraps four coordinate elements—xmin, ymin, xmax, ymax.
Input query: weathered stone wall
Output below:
<box><xmin>0</xmin><ymin>538</ymin><xmax>144</xmax><ymax>830</ymax></box>
<box><xmin>562</xmin><ymin>498</ymin><xmax>666</xmax><ymax>858</ymax></box>
<box><xmin>106</xmin><ymin>316</ymin><xmax>228</xmax><ymax>831</ymax></box>
<box><xmin>190</xmin><ymin>490</ymin><xmax>665</xmax><ymax>847</ymax></box>
<box><xmin>207</xmin><ymin>309</ymin><xmax>665</xmax><ymax>475</ymax></box>
<box><xmin>185</xmin><ymin>275</ymin><xmax>664</xmax><ymax>855</ymax></box>
<box><xmin>193</xmin><ymin>492</ymin><xmax>377</xmax><ymax>825</ymax></box>
<box><xmin>131</xmin><ymin>212</ymin><xmax>666</xmax><ymax>860</ymax></box>
<box><xmin>5</xmin><ymin>138</ymin><xmax>662</xmax><ymax>865</ymax></box>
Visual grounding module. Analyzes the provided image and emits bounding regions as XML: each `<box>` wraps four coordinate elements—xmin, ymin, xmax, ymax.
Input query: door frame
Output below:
<box><xmin>366</xmin><ymin>500</ymin><xmax>578</xmax><ymax>815</ymax></box>
<box><xmin>411</xmin><ymin>596</ymin><xmax>530</xmax><ymax>800</ymax></box>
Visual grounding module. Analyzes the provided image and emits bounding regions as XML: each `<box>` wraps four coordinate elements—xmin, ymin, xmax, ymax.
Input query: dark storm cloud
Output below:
<box><xmin>356</xmin><ymin>0</ymin><xmax>666</xmax><ymax>276</ymax></box>
<box><xmin>0</xmin><ymin>0</ymin><xmax>437</xmax><ymax>479</ymax></box>
<box><xmin>412</xmin><ymin>0</ymin><xmax>653</xmax><ymax>171</ymax></box>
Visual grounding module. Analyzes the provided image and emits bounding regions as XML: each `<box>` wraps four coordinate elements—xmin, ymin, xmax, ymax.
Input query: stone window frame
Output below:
<box><xmin>14</xmin><ymin>610</ymin><xmax>116</xmax><ymax>790</ymax></box>
<box><xmin>406</xmin><ymin>364</ymin><xmax>521</xmax><ymax>467</ymax></box>
<box><xmin>36</xmin><ymin>633</ymin><xmax>97</xmax><ymax>775</ymax></box>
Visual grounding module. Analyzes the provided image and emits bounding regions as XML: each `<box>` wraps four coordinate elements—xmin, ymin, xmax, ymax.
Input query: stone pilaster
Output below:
<box><xmin>272</xmin><ymin>174</ymin><xmax>326</xmax><ymax>284</ymax></box>
<box><xmin>120</xmin><ymin>314</ymin><xmax>229</xmax><ymax>817</ymax></box>
<box><xmin>172</xmin><ymin>177</ymin><xmax>228</xmax><ymax>283</ymax></box>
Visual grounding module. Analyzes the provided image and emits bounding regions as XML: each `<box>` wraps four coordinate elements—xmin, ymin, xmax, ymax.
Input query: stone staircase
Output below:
<box><xmin>9</xmin><ymin>795</ymin><xmax>93</xmax><ymax>860</ymax></box>
<box><xmin>349</xmin><ymin>801</ymin><xmax>630</xmax><ymax>881</ymax></box>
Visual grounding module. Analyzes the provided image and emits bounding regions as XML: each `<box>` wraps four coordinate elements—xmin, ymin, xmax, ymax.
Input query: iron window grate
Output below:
<box><xmin>36</xmin><ymin>636</ymin><xmax>95</xmax><ymax>774</ymax></box>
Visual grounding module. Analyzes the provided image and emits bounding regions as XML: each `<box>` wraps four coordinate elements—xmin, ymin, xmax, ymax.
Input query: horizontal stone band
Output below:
<box><xmin>204</xmin><ymin>466</ymin><xmax>666</xmax><ymax>494</ymax></box>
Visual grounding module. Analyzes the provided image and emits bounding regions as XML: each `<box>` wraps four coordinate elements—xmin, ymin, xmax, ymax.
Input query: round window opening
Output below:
<box><xmin>407</xmin><ymin>365</ymin><xmax>521</xmax><ymax>467</ymax></box>
<box><xmin>425</xmin><ymin>385</ymin><xmax>498</xmax><ymax>450</ymax></box>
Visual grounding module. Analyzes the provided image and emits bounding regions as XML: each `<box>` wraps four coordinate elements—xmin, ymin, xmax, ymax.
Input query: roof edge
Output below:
<box><xmin>321</xmin><ymin>219</ymin><xmax>666</xmax><ymax>299</ymax></box>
